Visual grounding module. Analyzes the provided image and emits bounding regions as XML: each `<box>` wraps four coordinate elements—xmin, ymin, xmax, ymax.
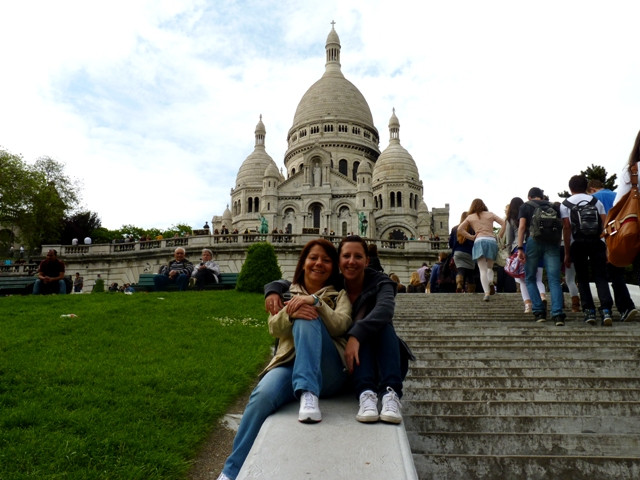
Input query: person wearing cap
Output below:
<box><xmin>516</xmin><ymin>187</ymin><xmax>566</xmax><ymax>326</ymax></box>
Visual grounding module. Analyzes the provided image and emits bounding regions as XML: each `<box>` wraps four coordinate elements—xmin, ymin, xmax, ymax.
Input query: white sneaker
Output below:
<box><xmin>380</xmin><ymin>387</ymin><xmax>403</xmax><ymax>424</ymax></box>
<box><xmin>356</xmin><ymin>390</ymin><xmax>379</xmax><ymax>423</ymax></box>
<box><xmin>216</xmin><ymin>473</ymin><xmax>231</xmax><ymax>480</ymax></box>
<box><xmin>298</xmin><ymin>391</ymin><xmax>321</xmax><ymax>423</ymax></box>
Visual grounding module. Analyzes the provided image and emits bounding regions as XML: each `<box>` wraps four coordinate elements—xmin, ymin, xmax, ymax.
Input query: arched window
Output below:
<box><xmin>254</xmin><ymin>197</ymin><xmax>260</xmax><ymax>212</ymax></box>
<box><xmin>375</xmin><ymin>196</ymin><xmax>378</xmax><ymax>209</ymax></box>
<box><xmin>339</xmin><ymin>159</ymin><xmax>348</xmax><ymax>176</ymax></box>
<box><xmin>362</xmin><ymin>199</ymin><xmax>366</xmax><ymax>207</ymax></box>
<box><xmin>310</xmin><ymin>203</ymin><xmax>322</xmax><ymax>229</ymax></box>
<box><xmin>248</xmin><ymin>197</ymin><xmax>253</xmax><ymax>213</ymax></box>
<box><xmin>352</xmin><ymin>161</ymin><xmax>360</xmax><ymax>181</ymax></box>
<box><xmin>397</xmin><ymin>192</ymin><xmax>402</xmax><ymax>207</ymax></box>
<box><xmin>341</xmin><ymin>221</ymin><xmax>348</xmax><ymax>236</ymax></box>
<box><xmin>238</xmin><ymin>200</ymin><xmax>241</xmax><ymax>214</ymax></box>
<box><xmin>379</xmin><ymin>195</ymin><xmax>383</xmax><ymax>209</ymax></box>
<box><xmin>409</xmin><ymin>193</ymin><xmax>414</xmax><ymax>209</ymax></box>
<box><xmin>390</xmin><ymin>192</ymin><xmax>396</xmax><ymax>208</ymax></box>
<box><xmin>292</xmin><ymin>167</ymin><xmax>296</xmax><ymax>175</ymax></box>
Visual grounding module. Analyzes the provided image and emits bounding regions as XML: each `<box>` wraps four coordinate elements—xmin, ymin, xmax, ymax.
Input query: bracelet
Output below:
<box><xmin>312</xmin><ymin>294</ymin><xmax>320</xmax><ymax>305</ymax></box>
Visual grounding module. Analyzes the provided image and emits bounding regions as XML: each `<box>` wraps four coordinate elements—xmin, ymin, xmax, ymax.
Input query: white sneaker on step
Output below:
<box><xmin>356</xmin><ymin>390</ymin><xmax>379</xmax><ymax>423</ymax></box>
<box><xmin>298</xmin><ymin>391</ymin><xmax>321</xmax><ymax>423</ymax></box>
<box><xmin>380</xmin><ymin>387</ymin><xmax>403</xmax><ymax>424</ymax></box>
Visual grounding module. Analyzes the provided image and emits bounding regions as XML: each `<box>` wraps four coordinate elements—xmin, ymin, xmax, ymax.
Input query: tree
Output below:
<box><xmin>61</xmin><ymin>211</ymin><xmax>102</xmax><ymax>245</ymax></box>
<box><xmin>0</xmin><ymin>149</ymin><xmax>81</xmax><ymax>252</ymax></box>
<box><xmin>558</xmin><ymin>164</ymin><xmax>618</xmax><ymax>198</ymax></box>
<box><xmin>236</xmin><ymin>242</ymin><xmax>282</xmax><ymax>293</ymax></box>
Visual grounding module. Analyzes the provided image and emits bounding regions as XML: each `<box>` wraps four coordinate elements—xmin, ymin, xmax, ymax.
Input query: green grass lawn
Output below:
<box><xmin>0</xmin><ymin>290</ymin><xmax>273</xmax><ymax>479</ymax></box>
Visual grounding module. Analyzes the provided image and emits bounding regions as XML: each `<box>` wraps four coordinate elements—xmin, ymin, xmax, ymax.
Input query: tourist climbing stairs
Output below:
<box><xmin>394</xmin><ymin>292</ymin><xmax>640</xmax><ymax>480</ymax></box>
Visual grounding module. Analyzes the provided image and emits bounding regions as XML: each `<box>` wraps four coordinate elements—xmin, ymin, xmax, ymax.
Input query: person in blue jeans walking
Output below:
<box><xmin>217</xmin><ymin>238</ymin><xmax>351</xmax><ymax>480</ymax></box>
<box><xmin>517</xmin><ymin>187</ymin><xmax>567</xmax><ymax>326</ymax></box>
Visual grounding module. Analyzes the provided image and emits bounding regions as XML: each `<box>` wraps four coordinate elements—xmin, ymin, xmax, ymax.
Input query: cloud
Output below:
<box><xmin>1</xmin><ymin>0</ymin><xmax>639</xmax><ymax>232</ymax></box>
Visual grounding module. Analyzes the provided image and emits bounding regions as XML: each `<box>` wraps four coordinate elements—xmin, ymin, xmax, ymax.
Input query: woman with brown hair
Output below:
<box><xmin>458</xmin><ymin>198</ymin><xmax>505</xmax><ymax>301</ymax></box>
<box><xmin>217</xmin><ymin>238</ymin><xmax>351</xmax><ymax>480</ymax></box>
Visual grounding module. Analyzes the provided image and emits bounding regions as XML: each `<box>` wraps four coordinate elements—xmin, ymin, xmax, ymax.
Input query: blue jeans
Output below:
<box><xmin>352</xmin><ymin>323</ymin><xmax>403</xmax><ymax>398</ymax></box>
<box><xmin>222</xmin><ymin>317</ymin><xmax>347</xmax><ymax>479</ymax></box>
<box><xmin>32</xmin><ymin>279</ymin><xmax>66</xmax><ymax>295</ymax></box>
<box><xmin>153</xmin><ymin>273</ymin><xmax>189</xmax><ymax>291</ymax></box>
<box><xmin>524</xmin><ymin>238</ymin><xmax>563</xmax><ymax>316</ymax></box>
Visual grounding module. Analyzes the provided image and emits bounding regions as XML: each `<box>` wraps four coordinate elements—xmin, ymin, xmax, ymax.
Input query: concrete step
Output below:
<box><xmin>411</xmin><ymin>454</ymin><xmax>640</xmax><ymax>480</ymax></box>
<box><xmin>392</xmin><ymin>292</ymin><xmax>640</xmax><ymax>479</ymax></box>
<box><xmin>406</xmin><ymin>375</ymin><xmax>640</xmax><ymax>389</ymax></box>
<box><xmin>404</xmin><ymin>400</ymin><xmax>640</xmax><ymax>417</ymax></box>
<box><xmin>409</xmin><ymin>362</ymin><xmax>640</xmax><ymax>374</ymax></box>
<box><xmin>403</xmin><ymin>387</ymin><xmax>640</xmax><ymax>402</ymax></box>
<box><xmin>407</xmin><ymin>414</ymin><xmax>640</xmax><ymax>434</ymax></box>
<box><xmin>407</xmin><ymin>431</ymin><xmax>640</xmax><ymax>456</ymax></box>
<box><xmin>413</xmin><ymin>349</ymin><xmax>637</xmax><ymax>360</ymax></box>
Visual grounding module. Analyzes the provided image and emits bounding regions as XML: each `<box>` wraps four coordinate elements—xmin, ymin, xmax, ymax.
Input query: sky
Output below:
<box><xmin>1</xmin><ymin>0</ymin><xmax>639</xmax><ymax>232</ymax></box>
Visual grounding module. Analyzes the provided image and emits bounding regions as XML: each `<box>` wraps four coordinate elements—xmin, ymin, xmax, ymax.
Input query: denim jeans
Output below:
<box><xmin>222</xmin><ymin>317</ymin><xmax>347</xmax><ymax>479</ymax></box>
<box><xmin>153</xmin><ymin>273</ymin><xmax>189</xmax><ymax>291</ymax></box>
<box><xmin>351</xmin><ymin>323</ymin><xmax>403</xmax><ymax>398</ymax></box>
<box><xmin>608</xmin><ymin>263</ymin><xmax>635</xmax><ymax>313</ymax></box>
<box><xmin>524</xmin><ymin>237</ymin><xmax>563</xmax><ymax>316</ymax></box>
<box><xmin>32</xmin><ymin>279</ymin><xmax>66</xmax><ymax>295</ymax></box>
<box><xmin>571</xmin><ymin>240</ymin><xmax>613</xmax><ymax>312</ymax></box>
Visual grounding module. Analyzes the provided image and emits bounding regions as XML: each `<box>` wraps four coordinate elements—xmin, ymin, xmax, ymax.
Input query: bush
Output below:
<box><xmin>92</xmin><ymin>277</ymin><xmax>105</xmax><ymax>293</ymax></box>
<box><xmin>236</xmin><ymin>242</ymin><xmax>282</xmax><ymax>293</ymax></box>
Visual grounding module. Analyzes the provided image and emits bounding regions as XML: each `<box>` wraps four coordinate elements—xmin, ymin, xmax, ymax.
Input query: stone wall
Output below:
<box><xmin>41</xmin><ymin>234</ymin><xmax>447</xmax><ymax>290</ymax></box>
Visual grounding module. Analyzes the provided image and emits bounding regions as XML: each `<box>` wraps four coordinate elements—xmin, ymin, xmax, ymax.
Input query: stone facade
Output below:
<box><xmin>213</xmin><ymin>25</ymin><xmax>449</xmax><ymax>241</ymax></box>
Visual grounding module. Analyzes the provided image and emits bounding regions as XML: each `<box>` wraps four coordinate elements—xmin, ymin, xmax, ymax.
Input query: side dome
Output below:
<box><xmin>236</xmin><ymin>115</ymin><xmax>278</xmax><ymax>188</ymax></box>
<box><xmin>264</xmin><ymin>162</ymin><xmax>281</xmax><ymax>179</ymax></box>
<box><xmin>222</xmin><ymin>205</ymin><xmax>232</xmax><ymax>223</ymax></box>
<box><xmin>372</xmin><ymin>109</ymin><xmax>420</xmax><ymax>184</ymax></box>
<box><xmin>358</xmin><ymin>160</ymin><xmax>372</xmax><ymax>175</ymax></box>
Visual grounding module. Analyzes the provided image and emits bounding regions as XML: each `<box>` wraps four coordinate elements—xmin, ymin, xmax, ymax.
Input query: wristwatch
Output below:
<box><xmin>312</xmin><ymin>294</ymin><xmax>320</xmax><ymax>306</ymax></box>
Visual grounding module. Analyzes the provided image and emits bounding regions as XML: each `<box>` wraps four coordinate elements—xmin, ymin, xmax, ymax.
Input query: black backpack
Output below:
<box><xmin>562</xmin><ymin>197</ymin><xmax>602</xmax><ymax>241</ymax></box>
<box><xmin>527</xmin><ymin>201</ymin><xmax>562</xmax><ymax>244</ymax></box>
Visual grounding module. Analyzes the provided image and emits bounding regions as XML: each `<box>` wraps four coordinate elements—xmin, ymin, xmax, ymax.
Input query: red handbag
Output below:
<box><xmin>504</xmin><ymin>250</ymin><xmax>525</xmax><ymax>278</ymax></box>
<box><xmin>602</xmin><ymin>164</ymin><xmax>640</xmax><ymax>267</ymax></box>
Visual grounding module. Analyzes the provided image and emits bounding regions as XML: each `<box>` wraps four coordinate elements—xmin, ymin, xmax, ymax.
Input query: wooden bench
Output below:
<box><xmin>133</xmin><ymin>272</ymin><xmax>239</xmax><ymax>291</ymax></box>
<box><xmin>0</xmin><ymin>275</ymin><xmax>37</xmax><ymax>295</ymax></box>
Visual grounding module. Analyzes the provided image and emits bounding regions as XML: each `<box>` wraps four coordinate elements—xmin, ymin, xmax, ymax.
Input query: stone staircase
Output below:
<box><xmin>394</xmin><ymin>292</ymin><xmax>640</xmax><ymax>480</ymax></box>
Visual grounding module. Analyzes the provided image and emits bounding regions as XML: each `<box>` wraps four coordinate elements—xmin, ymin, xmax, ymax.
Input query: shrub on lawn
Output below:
<box><xmin>236</xmin><ymin>242</ymin><xmax>282</xmax><ymax>293</ymax></box>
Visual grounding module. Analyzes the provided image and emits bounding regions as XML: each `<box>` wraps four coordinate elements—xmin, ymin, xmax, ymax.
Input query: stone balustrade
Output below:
<box><xmin>34</xmin><ymin>234</ymin><xmax>447</xmax><ymax>292</ymax></box>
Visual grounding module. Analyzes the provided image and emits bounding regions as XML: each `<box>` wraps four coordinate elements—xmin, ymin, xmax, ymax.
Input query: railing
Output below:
<box><xmin>44</xmin><ymin>234</ymin><xmax>445</xmax><ymax>257</ymax></box>
<box><xmin>0</xmin><ymin>263</ymin><xmax>39</xmax><ymax>275</ymax></box>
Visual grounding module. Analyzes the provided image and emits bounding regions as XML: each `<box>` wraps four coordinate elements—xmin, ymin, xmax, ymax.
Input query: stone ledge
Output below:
<box><xmin>237</xmin><ymin>394</ymin><xmax>418</xmax><ymax>480</ymax></box>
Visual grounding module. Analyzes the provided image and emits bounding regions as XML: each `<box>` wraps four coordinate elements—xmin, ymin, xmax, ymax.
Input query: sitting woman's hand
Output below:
<box><xmin>265</xmin><ymin>293</ymin><xmax>284</xmax><ymax>314</ymax></box>
<box><xmin>287</xmin><ymin>303</ymin><xmax>318</xmax><ymax>320</ymax></box>
<box><xmin>284</xmin><ymin>294</ymin><xmax>313</xmax><ymax>313</ymax></box>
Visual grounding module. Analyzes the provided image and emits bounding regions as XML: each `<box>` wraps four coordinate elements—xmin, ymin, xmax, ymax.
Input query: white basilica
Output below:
<box><xmin>213</xmin><ymin>24</ymin><xmax>449</xmax><ymax>241</ymax></box>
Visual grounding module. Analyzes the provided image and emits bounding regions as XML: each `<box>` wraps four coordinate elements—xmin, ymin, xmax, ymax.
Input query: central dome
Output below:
<box><xmin>290</xmin><ymin>25</ymin><xmax>375</xmax><ymax>132</ymax></box>
<box><xmin>292</xmin><ymin>73</ymin><xmax>375</xmax><ymax>127</ymax></box>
